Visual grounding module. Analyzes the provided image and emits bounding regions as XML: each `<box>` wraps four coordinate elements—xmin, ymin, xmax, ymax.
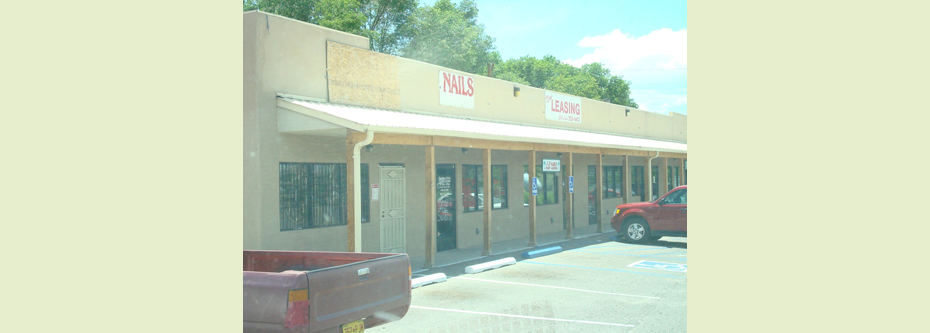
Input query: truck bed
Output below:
<box><xmin>244</xmin><ymin>251</ymin><xmax>411</xmax><ymax>333</ymax></box>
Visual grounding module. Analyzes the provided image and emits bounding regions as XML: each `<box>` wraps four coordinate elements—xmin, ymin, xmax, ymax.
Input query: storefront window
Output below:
<box><xmin>631</xmin><ymin>166</ymin><xmax>644</xmax><ymax>202</ymax></box>
<box><xmin>491</xmin><ymin>165</ymin><xmax>508</xmax><ymax>209</ymax></box>
<box><xmin>463</xmin><ymin>165</ymin><xmax>507</xmax><ymax>212</ymax></box>
<box><xmin>667</xmin><ymin>166</ymin><xmax>680</xmax><ymax>191</ymax></box>
<box><xmin>603</xmin><ymin>166</ymin><xmax>622</xmax><ymax>198</ymax></box>
<box><xmin>523</xmin><ymin>165</ymin><xmax>558</xmax><ymax>205</ymax></box>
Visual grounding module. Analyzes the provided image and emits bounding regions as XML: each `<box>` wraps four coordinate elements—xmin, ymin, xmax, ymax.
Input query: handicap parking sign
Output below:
<box><xmin>568</xmin><ymin>176</ymin><xmax>574</xmax><ymax>193</ymax></box>
<box><xmin>532</xmin><ymin>177</ymin><xmax>538</xmax><ymax>196</ymax></box>
<box><xmin>628</xmin><ymin>260</ymin><xmax>687</xmax><ymax>273</ymax></box>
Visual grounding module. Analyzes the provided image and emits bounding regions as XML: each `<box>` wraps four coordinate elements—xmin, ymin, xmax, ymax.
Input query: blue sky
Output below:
<box><xmin>420</xmin><ymin>0</ymin><xmax>687</xmax><ymax>114</ymax></box>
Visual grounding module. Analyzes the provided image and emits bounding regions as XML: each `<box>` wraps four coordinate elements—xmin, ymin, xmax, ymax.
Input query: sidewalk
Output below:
<box><xmin>410</xmin><ymin>223</ymin><xmax>610</xmax><ymax>273</ymax></box>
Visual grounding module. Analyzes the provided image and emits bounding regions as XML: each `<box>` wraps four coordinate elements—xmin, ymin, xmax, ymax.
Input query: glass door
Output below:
<box><xmin>436</xmin><ymin>164</ymin><xmax>456</xmax><ymax>252</ymax></box>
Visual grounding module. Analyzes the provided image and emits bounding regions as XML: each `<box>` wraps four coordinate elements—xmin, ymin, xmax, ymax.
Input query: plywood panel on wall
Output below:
<box><xmin>326</xmin><ymin>41</ymin><xmax>400</xmax><ymax>109</ymax></box>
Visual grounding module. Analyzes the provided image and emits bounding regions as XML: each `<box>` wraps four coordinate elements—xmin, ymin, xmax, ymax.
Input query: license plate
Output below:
<box><xmin>341</xmin><ymin>319</ymin><xmax>364</xmax><ymax>333</ymax></box>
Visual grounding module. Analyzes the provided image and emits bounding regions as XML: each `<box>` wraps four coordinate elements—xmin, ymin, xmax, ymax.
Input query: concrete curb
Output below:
<box><xmin>521</xmin><ymin>246</ymin><xmax>563</xmax><ymax>259</ymax></box>
<box><xmin>411</xmin><ymin>273</ymin><xmax>447</xmax><ymax>289</ymax></box>
<box><xmin>464</xmin><ymin>257</ymin><xmax>516</xmax><ymax>274</ymax></box>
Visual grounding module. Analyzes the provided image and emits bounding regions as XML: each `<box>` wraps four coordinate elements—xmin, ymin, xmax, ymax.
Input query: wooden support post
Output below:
<box><xmin>659</xmin><ymin>157</ymin><xmax>668</xmax><ymax>197</ymax></box>
<box><xmin>678</xmin><ymin>158</ymin><xmax>688</xmax><ymax>185</ymax></box>
<box><xmin>424</xmin><ymin>146</ymin><xmax>436</xmax><ymax>268</ymax></box>
<box><xmin>562</xmin><ymin>153</ymin><xmax>574</xmax><ymax>239</ymax></box>
<box><xmin>595</xmin><ymin>153</ymin><xmax>604</xmax><ymax>233</ymax></box>
<box><xmin>346</xmin><ymin>133</ymin><xmax>358</xmax><ymax>252</ymax></box>
<box><xmin>623</xmin><ymin>155</ymin><xmax>631</xmax><ymax>204</ymax></box>
<box><xmin>482</xmin><ymin>148</ymin><xmax>492</xmax><ymax>256</ymax></box>
<box><xmin>645</xmin><ymin>155</ymin><xmax>653</xmax><ymax>202</ymax></box>
<box><xmin>528</xmin><ymin>150</ymin><xmax>537</xmax><ymax>247</ymax></box>
<box><xmin>678</xmin><ymin>158</ymin><xmax>683</xmax><ymax>187</ymax></box>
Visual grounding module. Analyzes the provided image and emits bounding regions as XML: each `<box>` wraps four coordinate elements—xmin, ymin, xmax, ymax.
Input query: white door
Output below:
<box><xmin>380</xmin><ymin>166</ymin><xmax>406</xmax><ymax>253</ymax></box>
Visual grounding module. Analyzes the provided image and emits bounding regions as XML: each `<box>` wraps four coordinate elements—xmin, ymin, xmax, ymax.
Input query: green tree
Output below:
<box><xmin>545</xmin><ymin>68</ymin><xmax>602</xmax><ymax>101</ymax></box>
<box><xmin>495</xmin><ymin>55</ymin><xmax>559</xmax><ymax>88</ymax></box>
<box><xmin>357</xmin><ymin>0</ymin><xmax>417</xmax><ymax>54</ymax></box>
<box><xmin>580</xmin><ymin>62</ymin><xmax>637</xmax><ymax>107</ymax></box>
<box><xmin>495</xmin><ymin>55</ymin><xmax>638</xmax><ymax>108</ymax></box>
<box><xmin>399</xmin><ymin>0</ymin><xmax>501</xmax><ymax>75</ymax></box>
<box><xmin>315</xmin><ymin>0</ymin><xmax>366</xmax><ymax>34</ymax></box>
<box><xmin>243</xmin><ymin>0</ymin><xmax>415</xmax><ymax>55</ymax></box>
<box><xmin>244</xmin><ymin>0</ymin><xmax>316</xmax><ymax>22</ymax></box>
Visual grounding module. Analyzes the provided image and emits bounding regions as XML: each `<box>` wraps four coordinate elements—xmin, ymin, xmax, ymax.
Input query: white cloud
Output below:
<box><xmin>564</xmin><ymin>28</ymin><xmax>687</xmax><ymax>114</ymax></box>
<box><xmin>564</xmin><ymin>28</ymin><xmax>687</xmax><ymax>73</ymax></box>
<box><xmin>631</xmin><ymin>90</ymin><xmax>688</xmax><ymax>114</ymax></box>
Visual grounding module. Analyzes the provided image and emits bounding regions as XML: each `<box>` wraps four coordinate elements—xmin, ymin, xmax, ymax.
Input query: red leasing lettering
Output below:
<box><xmin>551</xmin><ymin>100</ymin><xmax>580</xmax><ymax>115</ymax></box>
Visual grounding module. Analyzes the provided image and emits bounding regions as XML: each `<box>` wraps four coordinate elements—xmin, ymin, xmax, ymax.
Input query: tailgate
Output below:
<box><xmin>243</xmin><ymin>271</ymin><xmax>309</xmax><ymax>330</ymax></box>
<box><xmin>306</xmin><ymin>254</ymin><xmax>411</xmax><ymax>332</ymax></box>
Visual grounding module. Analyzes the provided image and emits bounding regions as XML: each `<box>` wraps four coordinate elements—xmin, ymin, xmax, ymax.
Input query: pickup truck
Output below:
<box><xmin>243</xmin><ymin>250</ymin><xmax>412</xmax><ymax>332</ymax></box>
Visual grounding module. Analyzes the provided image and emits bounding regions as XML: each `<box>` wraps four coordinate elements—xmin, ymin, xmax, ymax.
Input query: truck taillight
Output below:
<box><xmin>284</xmin><ymin>289</ymin><xmax>310</xmax><ymax>328</ymax></box>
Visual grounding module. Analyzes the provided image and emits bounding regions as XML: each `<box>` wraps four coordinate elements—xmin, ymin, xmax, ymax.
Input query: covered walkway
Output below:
<box><xmin>278</xmin><ymin>95</ymin><xmax>687</xmax><ymax>268</ymax></box>
<box><xmin>411</xmin><ymin>224</ymin><xmax>606</xmax><ymax>274</ymax></box>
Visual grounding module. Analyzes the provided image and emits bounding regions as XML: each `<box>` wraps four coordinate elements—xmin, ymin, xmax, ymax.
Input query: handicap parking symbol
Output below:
<box><xmin>628</xmin><ymin>260</ymin><xmax>687</xmax><ymax>273</ymax></box>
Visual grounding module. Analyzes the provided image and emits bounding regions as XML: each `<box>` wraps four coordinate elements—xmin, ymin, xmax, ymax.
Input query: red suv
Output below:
<box><xmin>610</xmin><ymin>185</ymin><xmax>687</xmax><ymax>243</ymax></box>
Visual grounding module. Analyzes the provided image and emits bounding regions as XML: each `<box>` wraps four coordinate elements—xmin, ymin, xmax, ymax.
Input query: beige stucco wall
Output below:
<box><xmin>243</xmin><ymin>11</ymin><xmax>687</xmax><ymax>254</ymax></box>
<box><xmin>243</xmin><ymin>11</ymin><xmax>371</xmax><ymax>250</ymax></box>
<box><xmin>244</xmin><ymin>12</ymin><xmax>261</xmax><ymax>250</ymax></box>
<box><xmin>396</xmin><ymin>59</ymin><xmax>686</xmax><ymax>142</ymax></box>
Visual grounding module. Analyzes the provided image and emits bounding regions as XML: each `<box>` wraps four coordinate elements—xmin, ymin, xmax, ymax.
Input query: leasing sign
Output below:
<box><xmin>545</xmin><ymin>91</ymin><xmax>582</xmax><ymax>123</ymax></box>
<box><xmin>439</xmin><ymin>70</ymin><xmax>475</xmax><ymax>109</ymax></box>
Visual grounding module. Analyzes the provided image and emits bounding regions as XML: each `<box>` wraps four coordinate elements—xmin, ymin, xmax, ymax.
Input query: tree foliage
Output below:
<box><xmin>399</xmin><ymin>0</ymin><xmax>501</xmax><ymax>75</ymax></box>
<box><xmin>357</xmin><ymin>0</ymin><xmax>417</xmax><ymax>54</ymax></box>
<box><xmin>494</xmin><ymin>56</ymin><xmax>638</xmax><ymax>108</ymax></box>
<box><xmin>243</xmin><ymin>0</ymin><xmax>415</xmax><ymax>54</ymax></box>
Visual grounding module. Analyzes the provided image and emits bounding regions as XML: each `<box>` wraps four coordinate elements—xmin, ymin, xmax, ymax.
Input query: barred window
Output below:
<box><xmin>361</xmin><ymin>165</ymin><xmax>370</xmax><ymax>223</ymax></box>
<box><xmin>279</xmin><ymin>163</ymin><xmax>369</xmax><ymax>231</ymax></box>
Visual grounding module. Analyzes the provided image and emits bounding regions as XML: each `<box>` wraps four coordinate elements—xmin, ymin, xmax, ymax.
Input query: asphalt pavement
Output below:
<box><xmin>370</xmin><ymin>234</ymin><xmax>688</xmax><ymax>332</ymax></box>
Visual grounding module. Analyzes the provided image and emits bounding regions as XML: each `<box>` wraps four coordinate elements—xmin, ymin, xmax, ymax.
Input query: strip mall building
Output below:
<box><xmin>243</xmin><ymin>11</ymin><xmax>687</xmax><ymax>268</ymax></box>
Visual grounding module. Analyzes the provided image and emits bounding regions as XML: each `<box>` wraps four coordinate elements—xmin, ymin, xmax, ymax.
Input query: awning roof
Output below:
<box><xmin>277</xmin><ymin>96</ymin><xmax>687</xmax><ymax>154</ymax></box>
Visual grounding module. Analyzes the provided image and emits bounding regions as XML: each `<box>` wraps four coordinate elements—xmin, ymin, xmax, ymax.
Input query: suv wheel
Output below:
<box><xmin>623</xmin><ymin>218</ymin><xmax>651</xmax><ymax>244</ymax></box>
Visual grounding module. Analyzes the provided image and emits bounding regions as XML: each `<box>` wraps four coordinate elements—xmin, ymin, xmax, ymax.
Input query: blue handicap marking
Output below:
<box><xmin>628</xmin><ymin>260</ymin><xmax>687</xmax><ymax>273</ymax></box>
<box><xmin>532</xmin><ymin>177</ymin><xmax>538</xmax><ymax>196</ymax></box>
<box><xmin>568</xmin><ymin>176</ymin><xmax>574</xmax><ymax>193</ymax></box>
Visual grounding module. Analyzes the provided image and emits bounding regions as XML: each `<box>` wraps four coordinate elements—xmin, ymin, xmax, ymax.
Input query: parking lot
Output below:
<box><xmin>371</xmin><ymin>234</ymin><xmax>687</xmax><ymax>332</ymax></box>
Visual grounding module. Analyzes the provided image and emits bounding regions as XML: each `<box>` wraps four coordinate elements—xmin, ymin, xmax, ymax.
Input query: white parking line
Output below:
<box><xmin>453</xmin><ymin>276</ymin><xmax>659</xmax><ymax>299</ymax></box>
<box><xmin>410</xmin><ymin>306</ymin><xmax>635</xmax><ymax>328</ymax></box>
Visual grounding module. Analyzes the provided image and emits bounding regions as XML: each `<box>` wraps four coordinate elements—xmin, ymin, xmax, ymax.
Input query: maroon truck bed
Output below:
<box><xmin>243</xmin><ymin>251</ymin><xmax>411</xmax><ymax>333</ymax></box>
